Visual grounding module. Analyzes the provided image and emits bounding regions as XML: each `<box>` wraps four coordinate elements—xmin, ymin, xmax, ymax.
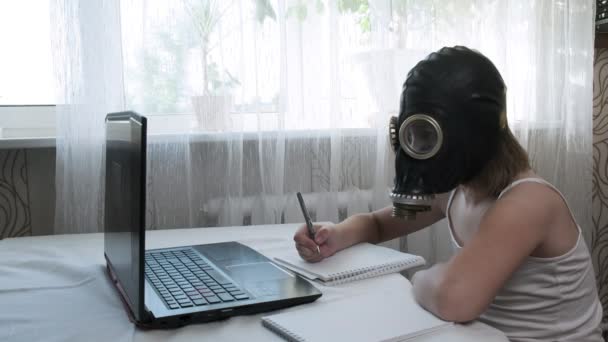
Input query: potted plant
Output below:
<box><xmin>183</xmin><ymin>0</ymin><xmax>278</xmax><ymax>131</ymax></box>
<box><xmin>183</xmin><ymin>0</ymin><xmax>240</xmax><ymax>131</ymax></box>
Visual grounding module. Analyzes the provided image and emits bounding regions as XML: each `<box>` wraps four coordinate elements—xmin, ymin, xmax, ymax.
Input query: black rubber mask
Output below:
<box><xmin>389</xmin><ymin>46</ymin><xmax>506</xmax><ymax>219</ymax></box>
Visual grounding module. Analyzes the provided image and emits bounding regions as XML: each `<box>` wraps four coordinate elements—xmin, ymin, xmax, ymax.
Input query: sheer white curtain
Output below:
<box><xmin>51</xmin><ymin>0</ymin><xmax>125</xmax><ymax>234</ymax></box>
<box><xmin>52</xmin><ymin>0</ymin><xmax>594</xmax><ymax>265</ymax></box>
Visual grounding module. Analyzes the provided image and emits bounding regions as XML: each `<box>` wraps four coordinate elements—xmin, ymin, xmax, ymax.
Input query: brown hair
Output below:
<box><xmin>465</xmin><ymin>120</ymin><xmax>531</xmax><ymax>200</ymax></box>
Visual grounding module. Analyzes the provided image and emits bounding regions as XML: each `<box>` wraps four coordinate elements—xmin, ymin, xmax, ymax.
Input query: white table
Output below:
<box><xmin>0</xmin><ymin>224</ymin><xmax>507</xmax><ymax>342</ymax></box>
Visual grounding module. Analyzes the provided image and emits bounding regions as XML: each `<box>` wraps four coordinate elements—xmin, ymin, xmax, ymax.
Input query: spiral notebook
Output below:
<box><xmin>273</xmin><ymin>243</ymin><xmax>425</xmax><ymax>286</ymax></box>
<box><xmin>261</xmin><ymin>283</ymin><xmax>451</xmax><ymax>342</ymax></box>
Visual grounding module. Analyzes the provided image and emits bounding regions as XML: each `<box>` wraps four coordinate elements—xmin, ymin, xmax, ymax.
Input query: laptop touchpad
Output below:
<box><xmin>226</xmin><ymin>262</ymin><xmax>292</xmax><ymax>282</ymax></box>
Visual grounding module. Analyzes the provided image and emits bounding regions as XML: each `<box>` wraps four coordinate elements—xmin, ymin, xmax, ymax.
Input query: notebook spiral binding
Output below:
<box><xmin>324</xmin><ymin>258</ymin><xmax>421</xmax><ymax>286</ymax></box>
<box><xmin>262</xmin><ymin>317</ymin><xmax>306</xmax><ymax>342</ymax></box>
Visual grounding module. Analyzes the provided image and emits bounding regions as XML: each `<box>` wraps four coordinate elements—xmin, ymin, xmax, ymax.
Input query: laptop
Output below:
<box><xmin>103</xmin><ymin>111</ymin><xmax>322</xmax><ymax>328</ymax></box>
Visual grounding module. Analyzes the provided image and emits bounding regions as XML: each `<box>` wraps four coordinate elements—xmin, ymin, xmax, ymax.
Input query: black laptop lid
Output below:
<box><xmin>104</xmin><ymin>111</ymin><xmax>147</xmax><ymax>321</ymax></box>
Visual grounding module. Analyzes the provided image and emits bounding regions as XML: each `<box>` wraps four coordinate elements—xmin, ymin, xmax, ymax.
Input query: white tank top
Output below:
<box><xmin>446</xmin><ymin>178</ymin><xmax>603</xmax><ymax>341</ymax></box>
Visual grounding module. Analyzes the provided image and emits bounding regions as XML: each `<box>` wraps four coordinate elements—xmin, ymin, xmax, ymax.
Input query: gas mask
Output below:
<box><xmin>389</xmin><ymin>46</ymin><xmax>506</xmax><ymax>219</ymax></box>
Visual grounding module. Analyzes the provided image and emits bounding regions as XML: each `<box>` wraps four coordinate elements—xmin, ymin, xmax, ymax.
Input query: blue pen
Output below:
<box><xmin>297</xmin><ymin>192</ymin><xmax>320</xmax><ymax>254</ymax></box>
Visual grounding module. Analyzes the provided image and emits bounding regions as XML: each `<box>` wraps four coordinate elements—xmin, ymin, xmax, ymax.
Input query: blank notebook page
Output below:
<box><xmin>262</xmin><ymin>282</ymin><xmax>450</xmax><ymax>342</ymax></box>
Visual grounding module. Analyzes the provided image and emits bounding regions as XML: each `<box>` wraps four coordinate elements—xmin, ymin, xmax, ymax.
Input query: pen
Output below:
<box><xmin>296</xmin><ymin>192</ymin><xmax>320</xmax><ymax>255</ymax></box>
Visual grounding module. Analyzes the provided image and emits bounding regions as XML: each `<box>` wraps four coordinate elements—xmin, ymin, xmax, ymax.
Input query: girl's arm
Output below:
<box><xmin>293</xmin><ymin>193</ymin><xmax>449</xmax><ymax>262</ymax></box>
<box><xmin>335</xmin><ymin>194</ymin><xmax>448</xmax><ymax>248</ymax></box>
<box><xmin>411</xmin><ymin>182</ymin><xmax>559</xmax><ymax>322</ymax></box>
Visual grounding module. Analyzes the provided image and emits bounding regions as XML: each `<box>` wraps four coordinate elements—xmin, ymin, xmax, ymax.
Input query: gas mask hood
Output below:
<box><xmin>389</xmin><ymin>46</ymin><xmax>506</xmax><ymax>219</ymax></box>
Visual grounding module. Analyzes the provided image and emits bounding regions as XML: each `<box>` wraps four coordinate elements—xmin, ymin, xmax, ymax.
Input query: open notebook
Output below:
<box><xmin>273</xmin><ymin>243</ymin><xmax>425</xmax><ymax>286</ymax></box>
<box><xmin>262</xmin><ymin>283</ymin><xmax>451</xmax><ymax>342</ymax></box>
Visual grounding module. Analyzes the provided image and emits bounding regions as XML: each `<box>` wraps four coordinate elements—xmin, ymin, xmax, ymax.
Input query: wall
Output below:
<box><xmin>593</xmin><ymin>48</ymin><xmax>608</xmax><ymax>326</ymax></box>
<box><xmin>0</xmin><ymin>147</ymin><xmax>55</xmax><ymax>238</ymax></box>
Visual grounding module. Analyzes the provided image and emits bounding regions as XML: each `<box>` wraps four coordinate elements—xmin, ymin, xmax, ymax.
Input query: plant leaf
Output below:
<box><xmin>255</xmin><ymin>0</ymin><xmax>276</xmax><ymax>23</ymax></box>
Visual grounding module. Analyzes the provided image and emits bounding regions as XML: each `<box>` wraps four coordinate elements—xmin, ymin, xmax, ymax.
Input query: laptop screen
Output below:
<box><xmin>104</xmin><ymin>112</ymin><xmax>147</xmax><ymax>321</ymax></box>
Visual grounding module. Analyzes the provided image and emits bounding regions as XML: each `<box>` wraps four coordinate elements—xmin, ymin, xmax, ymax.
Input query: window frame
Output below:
<box><xmin>0</xmin><ymin>105</ymin><xmax>56</xmax><ymax>148</ymax></box>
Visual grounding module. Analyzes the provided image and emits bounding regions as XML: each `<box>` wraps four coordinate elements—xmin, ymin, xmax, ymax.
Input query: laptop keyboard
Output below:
<box><xmin>144</xmin><ymin>248</ymin><xmax>250</xmax><ymax>310</ymax></box>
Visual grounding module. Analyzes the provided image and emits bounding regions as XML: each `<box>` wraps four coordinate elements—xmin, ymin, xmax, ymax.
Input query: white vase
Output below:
<box><xmin>191</xmin><ymin>94</ymin><xmax>233</xmax><ymax>131</ymax></box>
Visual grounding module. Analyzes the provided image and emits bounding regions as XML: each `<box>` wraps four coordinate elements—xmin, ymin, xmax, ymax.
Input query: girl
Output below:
<box><xmin>293</xmin><ymin>46</ymin><xmax>603</xmax><ymax>341</ymax></box>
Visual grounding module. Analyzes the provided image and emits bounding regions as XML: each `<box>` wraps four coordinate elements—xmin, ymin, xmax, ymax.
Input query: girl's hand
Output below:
<box><xmin>293</xmin><ymin>223</ymin><xmax>340</xmax><ymax>263</ymax></box>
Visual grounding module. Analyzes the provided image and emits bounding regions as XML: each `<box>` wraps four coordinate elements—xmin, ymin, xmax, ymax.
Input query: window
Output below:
<box><xmin>0</xmin><ymin>0</ymin><xmax>465</xmax><ymax>140</ymax></box>
<box><xmin>121</xmin><ymin>0</ymin><xmax>388</xmax><ymax>134</ymax></box>
<box><xmin>0</xmin><ymin>0</ymin><xmax>55</xmax><ymax>141</ymax></box>
<box><xmin>0</xmin><ymin>0</ymin><xmax>387</xmax><ymax>140</ymax></box>
<box><xmin>0</xmin><ymin>1</ymin><xmax>54</xmax><ymax>105</ymax></box>
<box><xmin>121</xmin><ymin>0</ymin><xmax>283</xmax><ymax>133</ymax></box>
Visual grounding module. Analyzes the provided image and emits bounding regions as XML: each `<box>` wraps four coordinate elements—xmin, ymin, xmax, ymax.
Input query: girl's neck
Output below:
<box><xmin>459</xmin><ymin>185</ymin><xmax>493</xmax><ymax>205</ymax></box>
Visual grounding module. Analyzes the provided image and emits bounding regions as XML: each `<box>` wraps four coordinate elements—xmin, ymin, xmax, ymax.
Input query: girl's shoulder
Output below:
<box><xmin>495</xmin><ymin>174</ymin><xmax>578</xmax><ymax>258</ymax></box>
<box><xmin>497</xmin><ymin>173</ymin><xmax>565</xmax><ymax>213</ymax></box>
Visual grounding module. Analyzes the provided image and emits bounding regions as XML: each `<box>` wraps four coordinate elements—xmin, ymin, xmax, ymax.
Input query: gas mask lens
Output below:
<box><xmin>399</xmin><ymin>114</ymin><xmax>442</xmax><ymax>160</ymax></box>
<box><xmin>389</xmin><ymin>114</ymin><xmax>442</xmax><ymax>220</ymax></box>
